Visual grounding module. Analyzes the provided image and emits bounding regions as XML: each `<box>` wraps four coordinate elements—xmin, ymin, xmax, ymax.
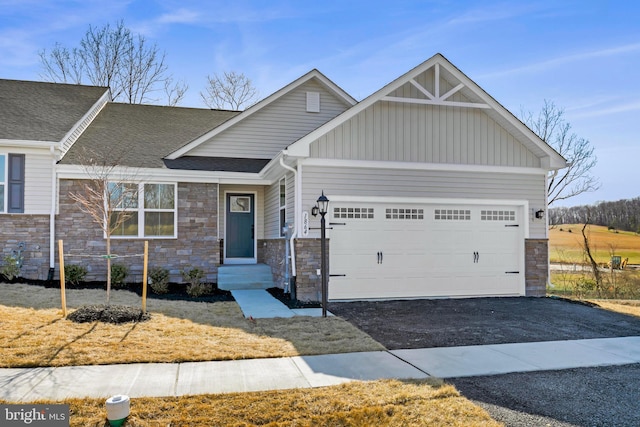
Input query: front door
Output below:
<box><xmin>225</xmin><ymin>193</ymin><xmax>256</xmax><ymax>263</ymax></box>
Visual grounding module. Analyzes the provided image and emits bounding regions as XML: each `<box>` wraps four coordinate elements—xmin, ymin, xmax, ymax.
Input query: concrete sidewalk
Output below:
<box><xmin>2</xmin><ymin>336</ymin><xmax>640</xmax><ymax>402</ymax></box>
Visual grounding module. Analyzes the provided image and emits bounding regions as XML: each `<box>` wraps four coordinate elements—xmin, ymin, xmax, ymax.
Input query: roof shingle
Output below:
<box><xmin>0</xmin><ymin>79</ymin><xmax>108</xmax><ymax>141</ymax></box>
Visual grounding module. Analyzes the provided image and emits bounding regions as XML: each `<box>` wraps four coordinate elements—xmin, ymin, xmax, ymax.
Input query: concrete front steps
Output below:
<box><xmin>217</xmin><ymin>264</ymin><xmax>275</xmax><ymax>291</ymax></box>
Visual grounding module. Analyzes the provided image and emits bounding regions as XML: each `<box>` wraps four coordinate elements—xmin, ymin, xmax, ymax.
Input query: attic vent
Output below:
<box><xmin>306</xmin><ymin>91</ymin><xmax>320</xmax><ymax>112</ymax></box>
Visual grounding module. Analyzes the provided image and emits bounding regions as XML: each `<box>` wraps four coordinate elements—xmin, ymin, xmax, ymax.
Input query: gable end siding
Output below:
<box><xmin>310</xmin><ymin>102</ymin><xmax>540</xmax><ymax>168</ymax></box>
<box><xmin>188</xmin><ymin>80</ymin><xmax>350</xmax><ymax>159</ymax></box>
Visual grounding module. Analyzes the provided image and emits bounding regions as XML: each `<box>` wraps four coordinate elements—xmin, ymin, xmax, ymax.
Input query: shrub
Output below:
<box><xmin>181</xmin><ymin>267</ymin><xmax>211</xmax><ymax>297</ymax></box>
<box><xmin>111</xmin><ymin>264</ymin><xmax>129</xmax><ymax>288</ymax></box>
<box><xmin>148</xmin><ymin>266</ymin><xmax>170</xmax><ymax>294</ymax></box>
<box><xmin>1</xmin><ymin>254</ymin><xmax>21</xmax><ymax>281</ymax></box>
<box><xmin>64</xmin><ymin>264</ymin><xmax>88</xmax><ymax>286</ymax></box>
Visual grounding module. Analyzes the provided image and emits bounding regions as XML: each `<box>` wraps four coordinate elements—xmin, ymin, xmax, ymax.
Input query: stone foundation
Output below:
<box><xmin>293</xmin><ymin>238</ymin><xmax>328</xmax><ymax>302</ymax></box>
<box><xmin>56</xmin><ymin>180</ymin><xmax>220</xmax><ymax>283</ymax></box>
<box><xmin>525</xmin><ymin>238</ymin><xmax>549</xmax><ymax>296</ymax></box>
<box><xmin>258</xmin><ymin>238</ymin><xmax>289</xmax><ymax>289</ymax></box>
<box><xmin>0</xmin><ymin>215</ymin><xmax>51</xmax><ymax>280</ymax></box>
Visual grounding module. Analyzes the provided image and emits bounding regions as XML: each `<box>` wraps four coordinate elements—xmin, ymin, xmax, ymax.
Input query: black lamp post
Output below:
<box><xmin>316</xmin><ymin>191</ymin><xmax>329</xmax><ymax>317</ymax></box>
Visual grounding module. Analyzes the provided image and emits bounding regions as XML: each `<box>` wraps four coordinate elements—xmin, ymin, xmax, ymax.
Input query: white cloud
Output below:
<box><xmin>478</xmin><ymin>42</ymin><xmax>640</xmax><ymax>79</ymax></box>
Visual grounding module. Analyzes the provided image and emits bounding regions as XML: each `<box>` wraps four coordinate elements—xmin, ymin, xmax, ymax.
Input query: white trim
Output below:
<box><xmin>56</xmin><ymin>164</ymin><xmax>271</xmax><ymax>185</ymax></box>
<box><xmin>0</xmin><ymin>140</ymin><xmax>57</xmax><ymax>150</ymax></box>
<box><xmin>59</xmin><ymin>89</ymin><xmax>110</xmax><ymax>154</ymax></box>
<box><xmin>381</xmin><ymin>95</ymin><xmax>490</xmax><ymax>109</ymax></box>
<box><xmin>300</xmin><ymin>157</ymin><xmax>548</xmax><ymax>175</ymax></box>
<box><xmin>166</xmin><ymin>70</ymin><xmax>356</xmax><ymax>160</ymax></box>
<box><xmin>223</xmin><ymin>190</ymin><xmax>258</xmax><ymax>264</ymax></box>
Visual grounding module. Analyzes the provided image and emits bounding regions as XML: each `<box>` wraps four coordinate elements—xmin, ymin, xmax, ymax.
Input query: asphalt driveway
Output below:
<box><xmin>328</xmin><ymin>297</ymin><xmax>640</xmax><ymax>426</ymax></box>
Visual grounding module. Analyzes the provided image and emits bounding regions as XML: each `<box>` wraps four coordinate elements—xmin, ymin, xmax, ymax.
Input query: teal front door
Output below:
<box><xmin>225</xmin><ymin>193</ymin><xmax>255</xmax><ymax>262</ymax></box>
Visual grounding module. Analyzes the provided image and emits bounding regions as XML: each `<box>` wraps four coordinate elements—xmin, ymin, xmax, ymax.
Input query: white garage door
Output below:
<box><xmin>328</xmin><ymin>202</ymin><xmax>524</xmax><ymax>300</ymax></box>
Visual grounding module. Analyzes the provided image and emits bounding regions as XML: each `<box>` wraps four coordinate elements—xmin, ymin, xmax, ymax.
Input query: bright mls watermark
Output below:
<box><xmin>1</xmin><ymin>404</ymin><xmax>69</xmax><ymax>426</ymax></box>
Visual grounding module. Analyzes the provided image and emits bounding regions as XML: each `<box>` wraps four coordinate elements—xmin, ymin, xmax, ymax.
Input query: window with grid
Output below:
<box><xmin>109</xmin><ymin>182</ymin><xmax>176</xmax><ymax>238</ymax></box>
<box><xmin>434</xmin><ymin>209</ymin><xmax>471</xmax><ymax>221</ymax></box>
<box><xmin>481</xmin><ymin>210</ymin><xmax>516</xmax><ymax>221</ymax></box>
<box><xmin>385</xmin><ymin>208</ymin><xmax>424</xmax><ymax>220</ymax></box>
<box><xmin>333</xmin><ymin>207</ymin><xmax>374</xmax><ymax>219</ymax></box>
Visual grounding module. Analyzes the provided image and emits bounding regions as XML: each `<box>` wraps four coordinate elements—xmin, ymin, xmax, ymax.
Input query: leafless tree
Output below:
<box><xmin>68</xmin><ymin>147</ymin><xmax>141</xmax><ymax>304</ymax></box>
<box><xmin>521</xmin><ymin>100</ymin><xmax>600</xmax><ymax>206</ymax></box>
<box><xmin>40</xmin><ymin>21</ymin><xmax>187</xmax><ymax>105</ymax></box>
<box><xmin>200</xmin><ymin>71</ymin><xmax>259</xmax><ymax>110</ymax></box>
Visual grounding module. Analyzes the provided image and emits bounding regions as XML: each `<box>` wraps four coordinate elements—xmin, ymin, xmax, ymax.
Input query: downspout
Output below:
<box><xmin>279</xmin><ymin>156</ymin><xmax>298</xmax><ymax>278</ymax></box>
<box><xmin>49</xmin><ymin>146</ymin><xmax>57</xmax><ymax>280</ymax></box>
<box><xmin>546</xmin><ymin>169</ymin><xmax>559</xmax><ymax>289</ymax></box>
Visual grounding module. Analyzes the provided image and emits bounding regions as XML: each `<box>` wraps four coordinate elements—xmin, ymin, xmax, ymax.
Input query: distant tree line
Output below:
<box><xmin>550</xmin><ymin>197</ymin><xmax>640</xmax><ymax>233</ymax></box>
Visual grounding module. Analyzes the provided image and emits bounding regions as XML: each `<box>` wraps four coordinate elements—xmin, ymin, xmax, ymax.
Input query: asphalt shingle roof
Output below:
<box><xmin>0</xmin><ymin>79</ymin><xmax>108</xmax><ymax>141</ymax></box>
<box><xmin>60</xmin><ymin>103</ymin><xmax>240</xmax><ymax>168</ymax></box>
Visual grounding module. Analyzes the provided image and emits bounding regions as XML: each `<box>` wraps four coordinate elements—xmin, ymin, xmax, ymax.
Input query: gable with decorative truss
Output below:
<box><xmin>383</xmin><ymin>62</ymin><xmax>490</xmax><ymax>110</ymax></box>
<box><xmin>285</xmin><ymin>53</ymin><xmax>566</xmax><ymax>171</ymax></box>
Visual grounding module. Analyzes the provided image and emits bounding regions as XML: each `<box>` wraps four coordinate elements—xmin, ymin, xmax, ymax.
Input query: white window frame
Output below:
<box><xmin>109</xmin><ymin>182</ymin><xmax>177</xmax><ymax>239</ymax></box>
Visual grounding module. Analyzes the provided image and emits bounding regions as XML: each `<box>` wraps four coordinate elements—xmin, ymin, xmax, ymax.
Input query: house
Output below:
<box><xmin>0</xmin><ymin>53</ymin><xmax>566</xmax><ymax>301</ymax></box>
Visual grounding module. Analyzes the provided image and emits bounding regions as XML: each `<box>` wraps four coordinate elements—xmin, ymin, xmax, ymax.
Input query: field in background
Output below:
<box><xmin>549</xmin><ymin>224</ymin><xmax>640</xmax><ymax>265</ymax></box>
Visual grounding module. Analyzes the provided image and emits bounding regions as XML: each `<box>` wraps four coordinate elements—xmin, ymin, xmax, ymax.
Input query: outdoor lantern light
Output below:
<box><xmin>535</xmin><ymin>209</ymin><xmax>545</xmax><ymax>219</ymax></box>
<box><xmin>316</xmin><ymin>191</ymin><xmax>329</xmax><ymax>216</ymax></box>
<box><xmin>316</xmin><ymin>191</ymin><xmax>330</xmax><ymax>317</ymax></box>
<box><xmin>311</xmin><ymin>206</ymin><xmax>319</xmax><ymax>217</ymax></box>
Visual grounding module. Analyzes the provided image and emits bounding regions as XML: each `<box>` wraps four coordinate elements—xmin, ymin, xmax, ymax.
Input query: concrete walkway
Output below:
<box><xmin>230</xmin><ymin>289</ymin><xmax>333</xmax><ymax>318</ymax></box>
<box><xmin>2</xmin><ymin>336</ymin><xmax>640</xmax><ymax>402</ymax></box>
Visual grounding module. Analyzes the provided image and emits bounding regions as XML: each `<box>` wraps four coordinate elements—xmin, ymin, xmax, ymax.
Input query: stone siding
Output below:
<box><xmin>56</xmin><ymin>180</ymin><xmax>220</xmax><ymax>283</ymax></box>
<box><xmin>525</xmin><ymin>238</ymin><xmax>549</xmax><ymax>296</ymax></box>
<box><xmin>258</xmin><ymin>239</ymin><xmax>289</xmax><ymax>289</ymax></box>
<box><xmin>293</xmin><ymin>238</ymin><xmax>329</xmax><ymax>302</ymax></box>
<box><xmin>0</xmin><ymin>215</ymin><xmax>50</xmax><ymax>280</ymax></box>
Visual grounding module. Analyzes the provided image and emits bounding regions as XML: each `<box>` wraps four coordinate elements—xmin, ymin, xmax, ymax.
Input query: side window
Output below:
<box><xmin>7</xmin><ymin>154</ymin><xmax>24</xmax><ymax>213</ymax></box>
<box><xmin>279</xmin><ymin>178</ymin><xmax>286</xmax><ymax>236</ymax></box>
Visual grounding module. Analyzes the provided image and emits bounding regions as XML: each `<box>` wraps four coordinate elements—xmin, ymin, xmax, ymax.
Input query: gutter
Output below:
<box><xmin>279</xmin><ymin>155</ymin><xmax>298</xmax><ymax>277</ymax></box>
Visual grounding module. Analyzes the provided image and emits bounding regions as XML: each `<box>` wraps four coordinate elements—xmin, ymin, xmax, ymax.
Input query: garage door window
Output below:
<box><xmin>434</xmin><ymin>209</ymin><xmax>471</xmax><ymax>221</ymax></box>
<box><xmin>385</xmin><ymin>208</ymin><xmax>424</xmax><ymax>220</ymax></box>
<box><xmin>333</xmin><ymin>207</ymin><xmax>374</xmax><ymax>219</ymax></box>
<box><xmin>481</xmin><ymin>210</ymin><xmax>516</xmax><ymax>221</ymax></box>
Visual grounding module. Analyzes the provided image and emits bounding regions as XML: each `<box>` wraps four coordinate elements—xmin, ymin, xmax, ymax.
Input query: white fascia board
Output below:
<box><xmin>166</xmin><ymin>70</ymin><xmax>357</xmax><ymax>160</ymax></box>
<box><xmin>301</xmin><ymin>157</ymin><xmax>548</xmax><ymax>176</ymax></box>
<box><xmin>0</xmin><ymin>139</ymin><xmax>57</xmax><ymax>151</ymax></box>
<box><xmin>58</xmin><ymin>89</ymin><xmax>110</xmax><ymax>152</ymax></box>
<box><xmin>56</xmin><ymin>164</ymin><xmax>270</xmax><ymax>184</ymax></box>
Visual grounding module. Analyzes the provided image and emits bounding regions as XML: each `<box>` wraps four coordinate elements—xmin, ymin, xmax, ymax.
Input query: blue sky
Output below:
<box><xmin>1</xmin><ymin>0</ymin><xmax>638</xmax><ymax>207</ymax></box>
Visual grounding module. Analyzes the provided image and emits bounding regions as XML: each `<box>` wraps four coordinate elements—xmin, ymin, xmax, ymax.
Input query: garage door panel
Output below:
<box><xmin>328</xmin><ymin>202</ymin><xmax>523</xmax><ymax>300</ymax></box>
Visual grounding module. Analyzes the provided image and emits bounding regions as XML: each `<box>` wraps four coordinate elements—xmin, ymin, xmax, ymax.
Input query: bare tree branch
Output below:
<box><xmin>39</xmin><ymin>20</ymin><xmax>186</xmax><ymax>105</ymax></box>
<box><xmin>200</xmin><ymin>71</ymin><xmax>259</xmax><ymax>110</ymax></box>
<box><xmin>521</xmin><ymin>100</ymin><xmax>600</xmax><ymax>206</ymax></box>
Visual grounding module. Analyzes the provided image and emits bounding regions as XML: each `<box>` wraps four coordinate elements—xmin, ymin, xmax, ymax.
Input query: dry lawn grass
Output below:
<box><xmin>591</xmin><ymin>300</ymin><xmax>640</xmax><ymax>318</ymax></box>
<box><xmin>0</xmin><ymin>283</ymin><xmax>384</xmax><ymax>368</ymax></box>
<box><xmin>550</xmin><ymin>224</ymin><xmax>640</xmax><ymax>264</ymax></box>
<box><xmin>13</xmin><ymin>379</ymin><xmax>501</xmax><ymax>427</ymax></box>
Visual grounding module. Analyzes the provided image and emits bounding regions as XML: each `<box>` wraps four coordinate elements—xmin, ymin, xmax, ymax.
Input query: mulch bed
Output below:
<box><xmin>67</xmin><ymin>304</ymin><xmax>151</xmax><ymax>324</ymax></box>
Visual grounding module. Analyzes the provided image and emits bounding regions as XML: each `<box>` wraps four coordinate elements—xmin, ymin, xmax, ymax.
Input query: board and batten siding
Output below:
<box><xmin>264</xmin><ymin>172</ymin><xmax>295</xmax><ymax>239</ymax></box>
<box><xmin>309</xmin><ymin>102</ymin><xmax>540</xmax><ymax>168</ymax></box>
<box><xmin>300</xmin><ymin>165</ymin><xmax>547</xmax><ymax>238</ymax></box>
<box><xmin>188</xmin><ymin>79</ymin><xmax>351</xmax><ymax>159</ymax></box>
<box><xmin>218</xmin><ymin>185</ymin><xmax>265</xmax><ymax>240</ymax></box>
<box><xmin>25</xmin><ymin>151</ymin><xmax>54</xmax><ymax>214</ymax></box>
